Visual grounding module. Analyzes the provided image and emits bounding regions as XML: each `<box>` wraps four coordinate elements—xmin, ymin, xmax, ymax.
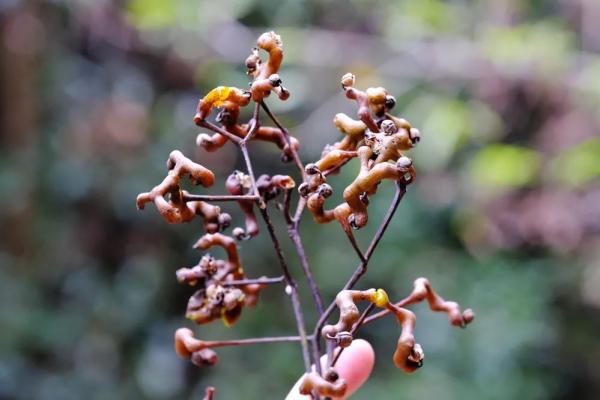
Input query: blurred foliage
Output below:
<box><xmin>1</xmin><ymin>0</ymin><xmax>599</xmax><ymax>399</ymax></box>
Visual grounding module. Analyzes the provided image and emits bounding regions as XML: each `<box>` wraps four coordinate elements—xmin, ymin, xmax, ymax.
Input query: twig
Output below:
<box><xmin>181</xmin><ymin>194</ymin><xmax>259</xmax><ymax>202</ymax></box>
<box><xmin>237</xmin><ymin>106</ymin><xmax>315</xmax><ymax>374</ymax></box>
<box><xmin>221</xmin><ymin>276</ymin><xmax>285</xmax><ymax>287</ymax></box>
<box><xmin>198</xmin><ymin>120</ymin><xmax>242</xmax><ymax>144</ymax></box>
<box><xmin>341</xmin><ymin>228</ymin><xmax>366</xmax><ymax>263</ymax></box>
<box><xmin>241</xmin><ymin>103</ymin><xmax>261</xmax><ymax>144</ymax></box>
<box><xmin>199</xmin><ymin>335</ymin><xmax>308</xmax><ymax>348</ymax></box>
<box><xmin>259</xmin><ymin>206</ymin><xmax>313</xmax><ymax>372</ymax></box>
<box><xmin>260</xmin><ymin>101</ymin><xmax>306</xmax><ymax>181</ymax></box>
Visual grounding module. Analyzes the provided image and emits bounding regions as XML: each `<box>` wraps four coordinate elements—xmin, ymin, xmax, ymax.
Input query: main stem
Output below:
<box><xmin>238</xmin><ymin>104</ymin><xmax>314</xmax><ymax>374</ymax></box>
<box><xmin>261</xmin><ymin>101</ymin><xmax>327</xmax><ymax>377</ymax></box>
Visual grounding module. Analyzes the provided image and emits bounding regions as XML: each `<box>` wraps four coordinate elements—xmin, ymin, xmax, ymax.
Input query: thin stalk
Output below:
<box><xmin>182</xmin><ymin>194</ymin><xmax>259</xmax><ymax>202</ymax></box>
<box><xmin>259</xmin><ymin>206</ymin><xmax>313</xmax><ymax>371</ymax></box>
<box><xmin>198</xmin><ymin>120</ymin><xmax>242</xmax><ymax>144</ymax></box>
<box><xmin>221</xmin><ymin>276</ymin><xmax>285</xmax><ymax>287</ymax></box>
<box><xmin>201</xmin><ymin>335</ymin><xmax>308</xmax><ymax>349</ymax></box>
<box><xmin>237</xmin><ymin>110</ymin><xmax>314</xmax><ymax>374</ymax></box>
<box><xmin>341</xmin><ymin>228</ymin><xmax>366</xmax><ymax>263</ymax></box>
<box><xmin>260</xmin><ymin>101</ymin><xmax>306</xmax><ymax>181</ymax></box>
<box><xmin>241</xmin><ymin>103</ymin><xmax>261</xmax><ymax>144</ymax></box>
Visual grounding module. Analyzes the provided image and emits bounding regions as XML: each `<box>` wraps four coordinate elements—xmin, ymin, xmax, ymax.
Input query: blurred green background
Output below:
<box><xmin>1</xmin><ymin>0</ymin><xmax>600</xmax><ymax>399</ymax></box>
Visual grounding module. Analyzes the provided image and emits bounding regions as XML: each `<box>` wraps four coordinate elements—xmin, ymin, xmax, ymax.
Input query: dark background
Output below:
<box><xmin>1</xmin><ymin>0</ymin><xmax>599</xmax><ymax>399</ymax></box>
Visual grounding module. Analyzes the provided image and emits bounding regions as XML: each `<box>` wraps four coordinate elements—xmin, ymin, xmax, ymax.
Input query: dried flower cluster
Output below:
<box><xmin>137</xmin><ymin>31</ymin><xmax>474</xmax><ymax>399</ymax></box>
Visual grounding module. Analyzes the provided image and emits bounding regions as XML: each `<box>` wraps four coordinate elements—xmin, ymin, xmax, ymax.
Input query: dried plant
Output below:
<box><xmin>137</xmin><ymin>31</ymin><xmax>474</xmax><ymax>399</ymax></box>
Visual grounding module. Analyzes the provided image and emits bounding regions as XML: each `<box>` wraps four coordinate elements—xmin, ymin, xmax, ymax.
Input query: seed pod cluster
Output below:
<box><xmin>302</xmin><ymin>73</ymin><xmax>421</xmax><ymax>230</ymax></box>
<box><xmin>136</xmin><ymin>31</ymin><xmax>475</xmax><ymax>399</ymax></box>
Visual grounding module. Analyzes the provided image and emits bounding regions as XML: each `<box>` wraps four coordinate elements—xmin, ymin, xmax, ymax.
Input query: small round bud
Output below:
<box><xmin>396</xmin><ymin>156</ymin><xmax>412</xmax><ymax>169</ymax></box>
<box><xmin>325</xmin><ymin>368</ymin><xmax>340</xmax><ymax>382</ymax></box>
<box><xmin>232</xmin><ymin>227</ymin><xmax>247</xmax><ymax>240</ymax></box>
<box><xmin>381</xmin><ymin>119</ymin><xmax>397</xmax><ymax>134</ymax></box>
<box><xmin>285</xmin><ymin>285</ymin><xmax>293</xmax><ymax>295</ymax></box>
<box><xmin>191</xmin><ymin>349</ymin><xmax>218</xmax><ymax>367</ymax></box>
<box><xmin>218</xmin><ymin>213</ymin><xmax>232</xmax><ymax>229</ymax></box>
<box><xmin>341</xmin><ymin>72</ymin><xmax>355</xmax><ymax>87</ymax></box>
<box><xmin>317</xmin><ymin>183</ymin><xmax>333</xmax><ymax>198</ymax></box>
<box><xmin>409</xmin><ymin>128</ymin><xmax>420</xmax><ymax>144</ymax></box>
<box><xmin>385</xmin><ymin>95</ymin><xmax>396</xmax><ymax>110</ymax></box>
<box><xmin>305</xmin><ymin>163</ymin><xmax>320</xmax><ymax>175</ymax></box>
<box><xmin>298</xmin><ymin>182</ymin><xmax>310</xmax><ymax>198</ymax></box>
<box><xmin>336</xmin><ymin>332</ymin><xmax>353</xmax><ymax>348</ymax></box>
<box><xmin>268</xmin><ymin>74</ymin><xmax>282</xmax><ymax>87</ymax></box>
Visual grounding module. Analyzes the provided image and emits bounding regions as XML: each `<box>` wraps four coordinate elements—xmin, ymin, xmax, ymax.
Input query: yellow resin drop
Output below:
<box><xmin>203</xmin><ymin>86</ymin><xmax>233</xmax><ymax>107</ymax></box>
<box><xmin>371</xmin><ymin>288</ymin><xmax>389</xmax><ymax>308</ymax></box>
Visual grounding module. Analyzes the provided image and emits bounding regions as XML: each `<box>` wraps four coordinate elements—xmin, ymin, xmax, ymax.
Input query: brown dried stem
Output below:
<box><xmin>235</xmin><ymin>107</ymin><xmax>315</xmax><ymax>373</ymax></box>
<box><xmin>314</xmin><ymin>182</ymin><xmax>407</xmax><ymax>365</ymax></box>
<box><xmin>221</xmin><ymin>276</ymin><xmax>285</xmax><ymax>287</ymax></box>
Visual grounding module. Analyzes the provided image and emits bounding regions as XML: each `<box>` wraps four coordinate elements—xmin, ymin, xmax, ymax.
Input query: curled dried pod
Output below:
<box><xmin>313</xmin><ymin>149</ymin><xmax>358</xmax><ymax>175</ymax></box>
<box><xmin>251</xmin><ymin>74</ymin><xmax>290</xmax><ymax>102</ymax></box>
<box><xmin>342</xmin><ymin>147</ymin><xmax>416</xmax><ymax>229</ymax></box>
<box><xmin>174</xmin><ymin>328</ymin><xmax>220</xmax><ymax>367</ymax></box>
<box><xmin>136</xmin><ymin>151</ymin><xmax>216</xmax><ymax>224</ymax></box>
<box><xmin>299</xmin><ymin>369</ymin><xmax>347</xmax><ymax>398</ymax></box>
<box><xmin>305</xmin><ymin>187</ymin><xmax>353</xmax><ymax>230</ymax></box>
<box><xmin>406</xmin><ymin>278</ymin><xmax>475</xmax><ymax>328</ymax></box>
<box><xmin>386</xmin><ymin>304</ymin><xmax>424</xmax><ymax>373</ymax></box>
<box><xmin>247</xmin><ymin>31</ymin><xmax>284</xmax><ymax>102</ymax></box>
<box><xmin>332</xmin><ymin>331</ymin><xmax>354</xmax><ymax>348</ymax></box>
<box><xmin>176</xmin><ymin>254</ymin><xmax>224</xmax><ymax>286</ymax></box>
<box><xmin>328</xmin><ymin>112</ymin><xmax>368</xmax><ymax>153</ymax></box>
<box><xmin>192</xmin><ymin>233</ymin><xmax>244</xmax><ymax>280</ymax></box>
<box><xmin>191</xmin><ymin>232</ymin><xmax>268</xmax><ymax>309</ymax></box>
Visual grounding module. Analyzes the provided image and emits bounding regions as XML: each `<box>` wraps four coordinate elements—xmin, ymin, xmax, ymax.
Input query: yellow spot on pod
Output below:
<box><xmin>203</xmin><ymin>86</ymin><xmax>233</xmax><ymax>107</ymax></box>
<box><xmin>371</xmin><ymin>288</ymin><xmax>389</xmax><ymax>308</ymax></box>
